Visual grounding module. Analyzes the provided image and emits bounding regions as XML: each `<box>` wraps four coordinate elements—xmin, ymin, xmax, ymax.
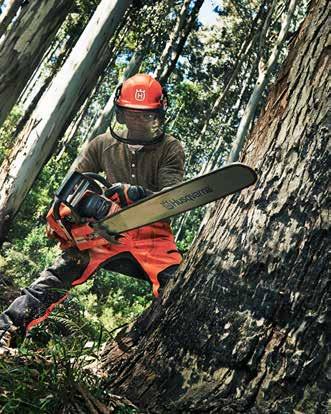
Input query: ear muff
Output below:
<box><xmin>114</xmin><ymin>84</ymin><xmax>125</xmax><ymax>123</ymax></box>
<box><xmin>115</xmin><ymin>107</ymin><xmax>125</xmax><ymax>124</ymax></box>
<box><xmin>157</xmin><ymin>88</ymin><xmax>168</xmax><ymax>120</ymax></box>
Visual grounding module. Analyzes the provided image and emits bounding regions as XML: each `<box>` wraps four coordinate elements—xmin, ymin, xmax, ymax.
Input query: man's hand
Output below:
<box><xmin>105</xmin><ymin>183</ymin><xmax>152</xmax><ymax>207</ymax></box>
<box><xmin>76</xmin><ymin>193</ymin><xmax>114</xmax><ymax>221</ymax></box>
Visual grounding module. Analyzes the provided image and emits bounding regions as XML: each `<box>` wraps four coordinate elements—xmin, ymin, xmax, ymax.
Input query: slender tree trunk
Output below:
<box><xmin>202</xmin><ymin>58</ymin><xmax>259</xmax><ymax>175</ymax></box>
<box><xmin>19</xmin><ymin>28</ymin><xmax>82</xmax><ymax>111</ymax></box>
<box><xmin>210</xmin><ymin>82</ymin><xmax>251</xmax><ymax>171</ymax></box>
<box><xmin>19</xmin><ymin>40</ymin><xmax>59</xmax><ymax>108</ymax></box>
<box><xmin>65</xmin><ymin>48</ymin><xmax>143</xmax><ymax>177</ymax></box>
<box><xmin>55</xmin><ymin>97</ymin><xmax>92</xmax><ymax>161</ymax></box>
<box><xmin>158</xmin><ymin>0</ymin><xmax>204</xmax><ymax>85</ymax></box>
<box><xmin>0</xmin><ymin>0</ymin><xmax>72</xmax><ymax>128</ymax></box>
<box><xmin>185</xmin><ymin>0</ymin><xmax>271</xmax><ymax>171</ymax></box>
<box><xmin>0</xmin><ymin>0</ymin><xmax>133</xmax><ymax>242</ymax></box>
<box><xmin>13</xmin><ymin>39</ymin><xmax>73</xmax><ymax>139</ymax></box>
<box><xmin>228</xmin><ymin>0</ymin><xmax>299</xmax><ymax>162</ymax></box>
<box><xmin>153</xmin><ymin>0</ymin><xmax>191</xmax><ymax>80</ymax></box>
<box><xmin>89</xmin><ymin>49</ymin><xmax>144</xmax><ymax>139</ymax></box>
<box><xmin>0</xmin><ymin>0</ymin><xmax>23</xmax><ymax>38</ymax></box>
<box><xmin>95</xmin><ymin>1</ymin><xmax>329</xmax><ymax>412</ymax></box>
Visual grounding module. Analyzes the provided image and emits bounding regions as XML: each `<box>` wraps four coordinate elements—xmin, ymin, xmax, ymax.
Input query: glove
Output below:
<box><xmin>76</xmin><ymin>193</ymin><xmax>119</xmax><ymax>220</ymax></box>
<box><xmin>77</xmin><ymin>193</ymin><xmax>110</xmax><ymax>220</ymax></box>
<box><xmin>105</xmin><ymin>183</ymin><xmax>151</xmax><ymax>207</ymax></box>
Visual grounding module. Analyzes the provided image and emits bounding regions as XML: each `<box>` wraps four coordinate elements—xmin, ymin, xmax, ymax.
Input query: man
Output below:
<box><xmin>0</xmin><ymin>74</ymin><xmax>185</xmax><ymax>349</ymax></box>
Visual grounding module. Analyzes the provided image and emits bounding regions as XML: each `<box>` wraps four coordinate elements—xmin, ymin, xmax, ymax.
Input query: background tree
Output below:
<box><xmin>0</xmin><ymin>0</ymin><xmax>24</xmax><ymax>38</ymax></box>
<box><xmin>13</xmin><ymin>0</ymin><xmax>103</xmax><ymax>141</ymax></box>
<box><xmin>154</xmin><ymin>0</ymin><xmax>205</xmax><ymax>85</ymax></box>
<box><xmin>0</xmin><ymin>1</ymin><xmax>324</xmax><ymax>411</ymax></box>
<box><xmin>0</xmin><ymin>0</ymin><xmax>73</xmax><ymax>127</ymax></box>
<box><xmin>0</xmin><ymin>0</ymin><xmax>133</xmax><ymax>242</ymax></box>
<box><xmin>228</xmin><ymin>0</ymin><xmax>299</xmax><ymax>162</ymax></box>
<box><xmin>94</xmin><ymin>1</ymin><xmax>329</xmax><ymax>412</ymax></box>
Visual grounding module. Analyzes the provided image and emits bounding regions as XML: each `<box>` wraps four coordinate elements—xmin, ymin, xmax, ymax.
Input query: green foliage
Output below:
<box><xmin>88</xmin><ymin>270</ymin><xmax>152</xmax><ymax>330</ymax></box>
<box><xmin>0</xmin><ymin>0</ymin><xmax>309</xmax><ymax>408</ymax></box>
<box><xmin>167</xmin><ymin>80</ymin><xmax>209</xmax><ymax>172</ymax></box>
<box><xmin>0</xmin><ymin>227</ymin><xmax>59</xmax><ymax>286</ymax></box>
<box><xmin>0</xmin><ymin>333</ymin><xmax>107</xmax><ymax>413</ymax></box>
<box><xmin>0</xmin><ymin>106</ymin><xmax>23</xmax><ymax>165</ymax></box>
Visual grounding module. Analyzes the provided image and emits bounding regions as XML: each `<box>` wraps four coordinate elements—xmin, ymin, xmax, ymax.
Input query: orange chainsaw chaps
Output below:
<box><xmin>71</xmin><ymin>222</ymin><xmax>182</xmax><ymax>296</ymax></box>
<box><xmin>46</xmin><ymin>203</ymin><xmax>182</xmax><ymax>296</ymax></box>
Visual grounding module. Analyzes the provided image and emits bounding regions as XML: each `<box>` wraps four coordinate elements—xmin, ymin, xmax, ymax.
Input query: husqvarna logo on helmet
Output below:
<box><xmin>135</xmin><ymin>88</ymin><xmax>146</xmax><ymax>101</ymax></box>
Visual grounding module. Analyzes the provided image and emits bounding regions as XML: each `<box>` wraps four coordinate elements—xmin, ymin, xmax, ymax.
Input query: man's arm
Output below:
<box><xmin>158</xmin><ymin>138</ymin><xmax>185</xmax><ymax>190</ymax></box>
<box><xmin>75</xmin><ymin>138</ymin><xmax>102</xmax><ymax>174</ymax></box>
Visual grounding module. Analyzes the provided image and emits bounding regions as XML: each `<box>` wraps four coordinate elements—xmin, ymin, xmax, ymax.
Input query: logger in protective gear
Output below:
<box><xmin>0</xmin><ymin>73</ymin><xmax>184</xmax><ymax>348</ymax></box>
<box><xmin>110</xmin><ymin>73</ymin><xmax>168</xmax><ymax>145</ymax></box>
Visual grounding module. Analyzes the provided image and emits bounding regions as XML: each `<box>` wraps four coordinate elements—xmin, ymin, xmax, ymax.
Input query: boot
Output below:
<box><xmin>0</xmin><ymin>315</ymin><xmax>19</xmax><ymax>350</ymax></box>
<box><xmin>0</xmin><ymin>328</ymin><xmax>13</xmax><ymax>347</ymax></box>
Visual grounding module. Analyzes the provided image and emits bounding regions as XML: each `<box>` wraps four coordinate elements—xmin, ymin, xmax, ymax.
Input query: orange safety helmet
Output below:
<box><xmin>115</xmin><ymin>73</ymin><xmax>167</xmax><ymax>110</ymax></box>
<box><xmin>110</xmin><ymin>74</ymin><xmax>168</xmax><ymax>145</ymax></box>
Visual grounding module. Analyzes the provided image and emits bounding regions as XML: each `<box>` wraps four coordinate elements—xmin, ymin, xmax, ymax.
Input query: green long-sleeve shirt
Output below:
<box><xmin>75</xmin><ymin>130</ymin><xmax>185</xmax><ymax>192</ymax></box>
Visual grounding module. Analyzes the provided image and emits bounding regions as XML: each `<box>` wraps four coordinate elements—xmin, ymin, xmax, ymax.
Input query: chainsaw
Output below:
<box><xmin>47</xmin><ymin>163</ymin><xmax>257</xmax><ymax>250</ymax></box>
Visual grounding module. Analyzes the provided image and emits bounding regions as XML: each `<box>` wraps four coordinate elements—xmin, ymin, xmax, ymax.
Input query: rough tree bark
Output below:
<box><xmin>0</xmin><ymin>0</ymin><xmax>72</xmax><ymax>127</ymax></box>
<box><xmin>0</xmin><ymin>0</ymin><xmax>133</xmax><ymax>242</ymax></box>
<box><xmin>95</xmin><ymin>1</ymin><xmax>329</xmax><ymax>412</ymax></box>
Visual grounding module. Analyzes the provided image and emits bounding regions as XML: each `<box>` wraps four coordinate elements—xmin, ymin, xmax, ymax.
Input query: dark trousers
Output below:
<box><xmin>0</xmin><ymin>247</ymin><xmax>178</xmax><ymax>336</ymax></box>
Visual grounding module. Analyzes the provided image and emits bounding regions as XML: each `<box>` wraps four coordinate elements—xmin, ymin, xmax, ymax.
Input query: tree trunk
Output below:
<box><xmin>153</xmin><ymin>0</ymin><xmax>191</xmax><ymax>80</ymax></box>
<box><xmin>0</xmin><ymin>0</ymin><xmax>24</xmax><ymax>38</ymax></box>
<box><xmin>55</xmin><ymin>95</ymin><xmax>92</xmax><ymax>161</ymax></box>
<box><xmin>96</xmin><ymin>1</ymin><xmax>329</xmax><ymax>412</ymax></box>
<box><xmin>0</xmin><ymin>0</ymin><xmax>72</xmax><ymax>127</ymax></box>
<box><xmin>157</xmin><ymin>0</ymin><xmax>204</xmax><ymax>85</ymax></box>
<box><xmin>0</xmin><ymin>0</ymin><xmax>133</xmax><ymax>242</ymax></box>
<box><xmin>228</xmin><ymin>0</ymin><xmax>299</xmax><ymax>162</ymax></box>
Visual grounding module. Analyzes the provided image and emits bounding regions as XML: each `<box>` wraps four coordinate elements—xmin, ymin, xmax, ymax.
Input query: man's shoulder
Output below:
<box><xmin>88</xmin><ymin>130</ymin><xmax>117</xmax><ymax>150</ymax></box>
<box><xmin>163</xmin><ymin>134</ymin><xmax>184</xmax><ymax>155</ymax></box>
<box><xmin>163</xmin><ymin>134</ymin><xmax>183</xmax><ymax>148</ymax></box>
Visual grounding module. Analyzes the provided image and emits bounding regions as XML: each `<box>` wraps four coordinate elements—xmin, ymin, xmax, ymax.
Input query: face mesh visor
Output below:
<box><xmin>110</xmin><ymin>107</ymin><xmax>165</xmax><ymax>145</ymax></box>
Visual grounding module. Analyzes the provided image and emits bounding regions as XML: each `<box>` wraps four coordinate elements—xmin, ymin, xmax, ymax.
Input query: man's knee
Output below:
<box><xmin>0</xmin><ymin>248</ymin><xmax>90</xmax><ymax>336</ymax></box>
<box><xmin>47</xmin><ymin>248</ymin><xmax>90</xmax><ymax>286</ymax></box>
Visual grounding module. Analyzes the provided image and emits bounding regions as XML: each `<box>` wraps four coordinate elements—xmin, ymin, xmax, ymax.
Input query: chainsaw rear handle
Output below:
<box><xmin>52</xmin><ymin>171</ymin><xmax>111</xmax><ymax>221</ymax></box>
